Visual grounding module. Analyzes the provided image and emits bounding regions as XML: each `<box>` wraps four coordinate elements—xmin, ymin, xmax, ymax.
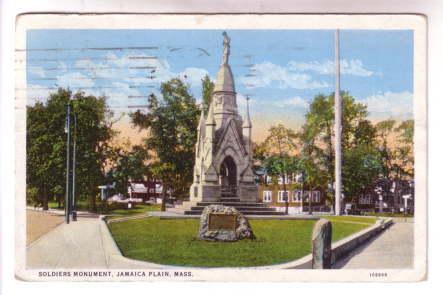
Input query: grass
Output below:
<box><xmin>322</xmin><ymin>215</ymin><xmax>377</xmax><ymax>225</ymax></box>
<box><xmin>47</xmin><ymin>200</ymin><xmax>161</xmax><ymax>217</ymax></box>
<box><xmin>108</xmin><ymin>216</ymin><xmax>372</xmax><ymax>267</ymax></box>
<box><xmin>107</xmin><ymin>204</ymin><xmax>161</xmax><ymax>218</ymax></box>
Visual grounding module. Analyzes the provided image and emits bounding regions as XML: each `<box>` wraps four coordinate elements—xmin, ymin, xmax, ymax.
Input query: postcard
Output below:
<box><xmin>15</xmin><ymin>13</ymin><xmax>427</xmax><ymax>282</ymax></box>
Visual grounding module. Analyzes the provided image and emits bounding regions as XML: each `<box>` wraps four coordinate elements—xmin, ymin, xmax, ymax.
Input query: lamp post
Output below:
<box><xmin>64</xmin><ymin>103</ymin><xmax>71</xmax><ymax>224</ymax></box>
<box><xmin>71</xmin><ymin>113</ymin><xmax>77</xmax><ymax>221</ymax></box>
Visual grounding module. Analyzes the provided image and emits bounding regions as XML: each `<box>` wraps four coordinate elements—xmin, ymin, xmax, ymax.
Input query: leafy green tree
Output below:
<box><xmin>394</xmin><ymin>119</ymin><xmax>414</xmax><ymax>178</ymax></box>
<box><xmin>27</xmin><ymin>99</ymin><xmax>64</xmax><ymax>210</ymax></box>
<box><xmin>375</xmin><ymin>119</ymin><xmax>396</xmax><ymax>178</ymax></box>
<box><xmin>262</xmin><ymin>124</ymin><xmax>298</xmax><ymax>214</ymax></box>
<box><xmin>342</xmin><ymin>144</ymin><xmax>382</xmax><ymax>200</ymax></box>
<box><xmin>109</xmin><ymin>144</ymin><xmax>151</xmax><ymax>194</ymax></box>
<box><xmin>299</xmin><ymin>92</ymin><xmax>379</xmax><ymax>203</ymax></box>
<box><xmin>26</xmin><ymin>88</ymin><xmax>115</xmax><ymax>211</ymax></box>
<box><xmin>201</xmin><ymin>75</ymin><xmax>214</xmax><ymax>115</ymax></box>
<box><xmin>70</xmin><ymin>91</ymin><xmax>116</xmax><ymax>211</ymax></box>
<box><xmin>131</xmin><ymin>78</ymin><xmax>200</xmax><ymax>211</ymax></box>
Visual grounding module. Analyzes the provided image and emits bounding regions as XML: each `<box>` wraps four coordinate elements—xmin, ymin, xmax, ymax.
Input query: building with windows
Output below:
<box><xmin>355</xmin><ymin>178</ymin><xmax>414</xmax><ymax>214</ymax></box>
<box><xmin>258</xmin><ymin>184</ymin><xmax>327</xmax><ymax>214</ymax></box>
<box><xmin>127</xmin><ymin>179</ymin><xmax>165</xmax><ymax>202</ymax></box>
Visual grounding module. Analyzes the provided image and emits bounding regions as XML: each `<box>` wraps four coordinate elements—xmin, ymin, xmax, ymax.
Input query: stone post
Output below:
<box><xmin>312</xmin><ymin>218</ymin><xmax>332</xmax><ymax>269</ymax></box>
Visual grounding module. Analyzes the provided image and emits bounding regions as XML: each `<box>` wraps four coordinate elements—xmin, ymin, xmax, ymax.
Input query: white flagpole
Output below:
<box><xmin>334</xmin><ymin>29</ymin><xmax>342</xmax><ymax>216</ymax></box>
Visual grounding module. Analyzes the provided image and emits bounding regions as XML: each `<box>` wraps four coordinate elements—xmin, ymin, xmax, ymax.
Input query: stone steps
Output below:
<box><xmin>183</xmin><ymin>201</ymin><xmax>285</xmax><ymax>216</ymax></box>
<box><xmin>184</xmin><ymin>209</ymin><xmax>286</xmax><ymax>216</ymax></box>
<box><xmin>219</xmin><ymin>198</ymin><xmax>241</xmax><ymax>202</ymax></box>
<box><xmin>196</xmin><ymin>202</ymin><xmax>268</xmax><ymax>207</ymax></box>
<box><xmin>190</xmin><ymin>206</ymin><xmax>276</xmax><ymax>211</ymax></box>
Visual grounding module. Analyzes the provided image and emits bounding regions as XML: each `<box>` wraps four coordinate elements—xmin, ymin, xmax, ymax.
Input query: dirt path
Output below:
<box><xmin>26</xmin><ymin>210</ymin><xmax>64</xmax><ymax>246</ymax></box>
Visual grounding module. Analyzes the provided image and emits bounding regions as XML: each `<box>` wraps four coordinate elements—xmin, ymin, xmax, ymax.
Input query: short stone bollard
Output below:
<box><xmin>311</xmin><ymin>218</ymin><xmax>332</xmax><ymax>269</ymax></box>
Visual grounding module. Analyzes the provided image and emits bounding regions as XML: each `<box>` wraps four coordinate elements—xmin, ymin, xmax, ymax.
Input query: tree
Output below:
<box><xmin>109</xmin><ymin>144</ymin><xmax>151</xmax><ymax>194</ymax></box>
<box><xmin>131</xmin><ymin>78</ymin><xmax>200</xmax><ymax>211</ymax></box>
<box><xmin>375</xmin><ymin>119</ymin><xmax>396</xmax><ymax>178</ymax></box>
<box><xmin>299</xmin><ymin>91</ymin><xmax>379</xmax><ymax>204</ymax></box>
<box><xmin>70</xmin><ymin>91</ymin><xmax>116</xmax><ymax>211</ymax></box>
<box><xmin>262</xmin><ymin>124</ymin><xmax>298</xmax><ymax>214</ymax></box>
<box><xmin>26</xmin><ymin>88</ymin><xmax>115</xmax><ymax>211</ymax></box>
<box><xmin>201</xmin><ymin>74</ymin><xmax>214</xmax><ymax>115</ymax></box>
<box><xmin>394</xmin><ymin>119</ymin><xmax>414</xmax><ymax>178</ymax></box>
<box><xmin>342</xmin><ymin>144</ymin><xmax>382</xmax><ymax>200</ymax></box>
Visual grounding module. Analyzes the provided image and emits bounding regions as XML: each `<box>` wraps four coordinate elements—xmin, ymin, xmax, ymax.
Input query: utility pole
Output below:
<box><xmin>65</xmin><ymin>103</ymin><xmax>71</xmax><ymax>224</ymax></box>
<box><xmin>71</xmin><ymin>114</ymin><xmax>77</xmax><ymax>221</ymax></box>
<box><xmin>334</xmin><ymin>29</ymin><xmax>342</xmax><ymax>216</ymax></box>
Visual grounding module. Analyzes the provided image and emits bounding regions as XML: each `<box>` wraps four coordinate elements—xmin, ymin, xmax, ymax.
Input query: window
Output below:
<box><xmin>359</xmin><ymin>194</ymin><xmax>372</xmax><ymax>205</ymax></box>
<box><xmin>278</xmin><ymin>191</ymin><xmax>289</xmax><ymax>203</ymax></box>
<box><xmin>303</xmin><ymin>191</ymin><xmax>311</xmax><ymax>201</ymax></box>
<box><xmin>292</xmin><ymin>190</ymin><xmax>302</xmax><ymax>202</ymax></box>
<box><xmin>263</xmin><ymin>191</ymin><xmax>272</xmax><ymax>203</ymax></box>
<box><xmin>312</xmin><ymin>191</ymin><xmax>321</xmax><ymax>203</ymax></box>
<box><xmin>278</xmin><ymin>176</ymin><xmax>290</xmax><ymax>185</ymax></box>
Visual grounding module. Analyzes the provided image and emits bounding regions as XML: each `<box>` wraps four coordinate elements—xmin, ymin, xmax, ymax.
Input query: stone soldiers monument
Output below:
<box><xmin>189</xmin><ymin>32</ymin><xmax>258</xmax><ymax>203</ymax></box>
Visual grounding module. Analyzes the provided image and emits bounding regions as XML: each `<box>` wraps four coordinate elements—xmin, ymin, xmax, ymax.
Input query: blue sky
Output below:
<box><xmin>23</xmin><ymin>29</ymin><xmax>413</xmax><ymax>141</ymax></box>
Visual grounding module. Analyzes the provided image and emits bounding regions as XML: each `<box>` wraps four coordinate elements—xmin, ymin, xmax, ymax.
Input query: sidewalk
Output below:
<box><xmin>333</xmin><ymin>221</ymin><xmax>414</xmax><ymax>269</ymax></box>
<box><xmin>27</xmin><ymin>216</ymin><xmax>108</xmax><ymax>269</ymax></box>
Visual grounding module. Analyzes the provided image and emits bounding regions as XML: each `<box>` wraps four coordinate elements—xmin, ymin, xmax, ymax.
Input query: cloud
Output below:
<box><xmin>277</xmin><ymin>96</ymin><xmax>309</xmax><ymax>109</ymax></box>
<box><xmin>360</xmin><ymin>91</ymin><xmax>413</xmax><ymax>119</ymax></box>
<box><xmin>25</xmin><ymin>84</ymin><xmax>52</xmax><ymax>104</ymax></box>
<box><xmin>56</xmin><ymin>72</ymin><xmax>95</xmax><ymax>89</ymax></box>
<box><xmin>289</xmin><ymin>59</ymin><xmax>374</xmax><ymax>77</ymax></box>
<box><xmin>178</xmin><ymin>67</ymin><xmax>210</xmax><ymax>88</ymax></box>
<box><xmin>27</xmin><ymin>52</ymin><xmax>211</xmax><ymax>111</ymax></box>
<box><xmin>28</xmin><ymin>66</ymin><xmax>46</xmax><ymax>78</ymax></box>
<box><xmin>239</xmin><ymin>61</ymin><xmax>329</xmax><ymax>90</ymax></box>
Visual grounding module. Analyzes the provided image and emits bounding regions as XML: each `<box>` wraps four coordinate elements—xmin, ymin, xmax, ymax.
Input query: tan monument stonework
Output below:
<box><xmin>189</xmin><ymin>32</ymin><xmax>258</xmax><ymax>203</ymax></box>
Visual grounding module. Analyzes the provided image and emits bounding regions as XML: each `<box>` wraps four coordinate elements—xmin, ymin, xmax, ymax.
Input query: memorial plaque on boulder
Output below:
<box><xmin>198</xmin><ymin>205</ymin><xmax>255</xmax><ymax>242</ymax></box>
<box><xmin>208</xmin><ymin>213</ymin><xmax>237</xmax><ymax>231</ymax></box>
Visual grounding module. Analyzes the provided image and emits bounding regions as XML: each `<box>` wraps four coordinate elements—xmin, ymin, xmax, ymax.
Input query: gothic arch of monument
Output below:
<box><xmin>189</xmin><ymin>32</ymin><xmax>258</xmax><ymax>203</ymax></box>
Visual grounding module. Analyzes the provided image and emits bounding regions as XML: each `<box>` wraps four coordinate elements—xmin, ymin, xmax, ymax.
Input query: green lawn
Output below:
<box><xmin>108</xmin><ymin>217</ymin><xmax>373</xmax><ymax>267</ymax></box>
<box><xmin>322</xmin><ymin>215</ymin><xmax>377</xmax><ymax>225</ymax></box>
<box><xmin>47</xmin><ymin>200</ymin><xmax>161</xmax><ymax>217</ymax></box>
<box><xmin>107</xmin><ymin>204</ymin><xmax>161</xmax><ymax>217</ymax></box>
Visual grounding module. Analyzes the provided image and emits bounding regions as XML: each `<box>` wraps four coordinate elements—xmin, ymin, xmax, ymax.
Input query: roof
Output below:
<box><xmin>129</xmin><ymin>183</ymin><xmax>147</xmax><ymax>193</ymax></box>
<box><xmin>213</xmin><ymin>64</ymin><xmax>235</xmax><ymax>93</ymax></box>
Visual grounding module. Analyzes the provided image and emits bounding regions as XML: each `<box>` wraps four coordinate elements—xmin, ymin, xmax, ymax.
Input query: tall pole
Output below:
<box><xmin>71</xmin><ymin>114</ymin><xmax>77</xmax><ymax>221</ymax></box>
<box><xmin>334</xmin><ymin>29</ymin><xmax>342</xmax><ymax>216</ymax></box>
<box><xmin>65</xmin><ymin>103</ymin><xmax>71</xmax><ymax>223</ymax></box>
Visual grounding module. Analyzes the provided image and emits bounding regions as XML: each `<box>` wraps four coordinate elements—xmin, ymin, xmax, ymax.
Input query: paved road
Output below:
<box><xmin>334</xmin><ymin>222</ymin><xmax>414</xmax><ymax>269</ymax></box>
<box><xmin>27</xmin><ymin>216</ymin><xmax>108</xmax><ymax>269</ymax></box>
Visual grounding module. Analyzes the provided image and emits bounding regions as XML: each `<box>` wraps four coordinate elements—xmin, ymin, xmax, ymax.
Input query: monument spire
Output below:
<box><xmin>188</xmin><ymin>30</ymin><xmax>258</xmax><ymax>205</ymax></box>
<box><xmin>243</xmin><ymin>96</ymin><xmax>252</xmax><ymax>128</ymax></box>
